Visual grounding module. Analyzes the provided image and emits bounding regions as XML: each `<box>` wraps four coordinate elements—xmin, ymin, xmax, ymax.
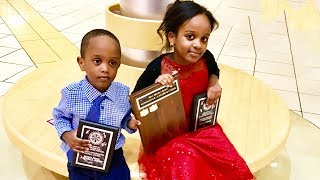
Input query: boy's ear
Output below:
<box><xmin>168</xmin><ymin>32</ymin><xmax>175</xmax><ymax>45</ymax></box>
<box><xmin>77</xmin><ymin>56</ymin><xmax>85</xmax><ymax>71</ymax></box>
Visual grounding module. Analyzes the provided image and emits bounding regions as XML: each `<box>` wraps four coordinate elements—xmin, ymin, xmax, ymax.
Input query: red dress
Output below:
<box><xmin>139</xmin><ymin>56</ymin><xmax>254</xmax><ymax>180</ymax></box>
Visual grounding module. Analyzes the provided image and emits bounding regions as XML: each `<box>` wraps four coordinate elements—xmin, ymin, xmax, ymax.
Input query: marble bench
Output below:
<box><xmin>2</xmin><ymin>59</ymin><xmax>290</xmax><ymax>179</ymax></box>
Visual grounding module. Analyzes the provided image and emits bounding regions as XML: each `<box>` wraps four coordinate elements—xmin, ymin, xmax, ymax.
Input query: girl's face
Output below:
<box><xmin>168</xmin><ymin>14</ymin><xmax>211</xmax><ymax>65</ymax></box>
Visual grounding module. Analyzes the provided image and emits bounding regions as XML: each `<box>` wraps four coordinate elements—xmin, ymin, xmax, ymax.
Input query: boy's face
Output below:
<box><xmin>168</xmin><ymin>14</ymin><xmax>211</xmax><ymax>65</ymax></box>
<box><xmin>77</xmin><ymin>36</ymin><xmax>121</xmax><ymax>92</ymax></box>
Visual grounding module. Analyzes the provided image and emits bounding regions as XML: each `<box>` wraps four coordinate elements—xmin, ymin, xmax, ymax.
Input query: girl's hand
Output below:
<box><xmin>128</xmin><ymin>116</ymin><xmax>141</xmax><ymax>130</ymax></box>
<box><xmin>206</xmin><ymin>82</ymin><xmax>222</xmax><ymax>106</ymax></box>
<box><xmin>62</xmin><ymin>129</ymin><xmax>91</xmax><ymax>153</ymax></box>
<box><xmin>155</xmin><ymin>74</ymin><xmax>174</xmax><ymax>86</ymax></box>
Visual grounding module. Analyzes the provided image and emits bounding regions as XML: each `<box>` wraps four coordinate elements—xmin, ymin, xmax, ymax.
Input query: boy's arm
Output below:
<box><xmin>53</xmin><ymin>89</ymin><xmax>73</xmax><ymax>140</ymax></box>
<box><xmin>53</xmin><ymin>89</ymin><xmax>91</xmax><ymax>153</ymax></box>
<box><xmin>121</xmin><ymin>86</ymin><xmax>139</xmax><ymax>133</ymax></box>
<box><xmin>121</xmin><ymin>110</ymin><xmax>137</xmax><ymax>134</ymax></box>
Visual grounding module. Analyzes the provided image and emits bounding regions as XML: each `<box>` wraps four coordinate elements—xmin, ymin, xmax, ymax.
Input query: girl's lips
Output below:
<box><xmin>189</xmin><ymin>51</ymin><xmax>201</xmax><ymax>57</ymax></box>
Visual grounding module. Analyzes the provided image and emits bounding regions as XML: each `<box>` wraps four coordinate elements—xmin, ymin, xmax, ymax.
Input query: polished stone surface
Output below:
<box><xmin>1</xmin><ymin>0</ymin><xmax>320</xmax><ymax>179</ymax></box>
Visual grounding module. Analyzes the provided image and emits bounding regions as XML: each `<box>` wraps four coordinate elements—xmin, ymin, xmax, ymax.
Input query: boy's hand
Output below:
<box><xmin>155</xmin><ymin>74</ymin><xmax>174</xmax><ymax>86</ymax></box>
<box><xmin>128</xmin><ymin>116</ymin><xmax>141</xmax><ymax>130</ymax></box>
<box><xmin>206</xmin><ymin>82</ymin><xmax>222</xmax><ymax>106</ymax></box>
<box><xmin>62</xmin><ymin>129</ymin><xmax>91</xmax><ymax>153</ymax></box>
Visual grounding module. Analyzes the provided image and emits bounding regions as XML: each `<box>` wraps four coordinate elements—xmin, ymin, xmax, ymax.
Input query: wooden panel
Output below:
<box><xmin>130</xmin><ymin>75</ymin><xmax>187</xmax><ymax>153</ymax></box>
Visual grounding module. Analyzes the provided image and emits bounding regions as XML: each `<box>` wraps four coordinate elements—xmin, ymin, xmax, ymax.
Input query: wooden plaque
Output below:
<box><xmin>191</xmin><ymin>93</ymin><xmax>220</xmax><ymax>131</ymax></box>
<box><xmin>130</xmin><ymin>74</ymin><xmax>187</xmax><ymax>153</ymax></box>
<box><xmin>72</xmin><ymin>120</ymin><xmax>119</xmax><ymax>173</ymax></box>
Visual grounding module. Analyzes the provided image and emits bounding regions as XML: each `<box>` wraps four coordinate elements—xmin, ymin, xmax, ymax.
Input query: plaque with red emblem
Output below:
<box><xmin>72</xmin><ymin>120</ymin><xmax>119</xmax><ymax>173</ymax></box>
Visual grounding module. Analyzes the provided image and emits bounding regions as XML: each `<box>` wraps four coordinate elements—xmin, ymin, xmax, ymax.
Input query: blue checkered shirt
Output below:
<box><xmin>53</xmin><ymin>77</ymin><xmax>136</xmax><ymax>153</ymax></box>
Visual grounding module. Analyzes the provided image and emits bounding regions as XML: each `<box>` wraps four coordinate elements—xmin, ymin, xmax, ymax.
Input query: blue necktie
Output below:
<box><xmin>67</xmin><ymin>96</ymin><xmax>107</xmax><ymax>162</ymax></box>
<box><xmin>86</xmin><ymin>96</ymin><xmax>107</xmax><ymax>123</ymax></box>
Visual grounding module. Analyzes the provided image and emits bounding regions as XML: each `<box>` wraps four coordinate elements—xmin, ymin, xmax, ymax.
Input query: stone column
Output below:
<box><xmin>106</xmin><ymin>0</ymin><xmax>174</xmax><ymax>68</ymax></box>
<box><xmin>120</xmin><ymin>0</ymin><xmax>173</xmax><ymax>20</ymax></box>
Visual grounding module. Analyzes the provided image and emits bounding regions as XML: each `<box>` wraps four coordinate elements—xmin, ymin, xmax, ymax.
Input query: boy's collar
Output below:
<box><xmin>104</xmin><ymin>83</ymin><xmax>117</xmax><ymax>102</ymax></box>
<box><xmin>83</xmin><ymin>76</ymin><xmax>116</xmax><ymax>102</ymax></box>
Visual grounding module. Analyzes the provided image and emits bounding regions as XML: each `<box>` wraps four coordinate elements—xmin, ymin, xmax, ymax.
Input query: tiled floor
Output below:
<box><xmin>0</xmin><ymin>0</ymin><xmax>319</xmax><ymax>179</ymax></box>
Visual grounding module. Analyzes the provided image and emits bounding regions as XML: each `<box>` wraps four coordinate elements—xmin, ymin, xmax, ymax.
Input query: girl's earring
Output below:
<box><xmin>170</xmin><ymin>42</ymin><xmax>175</xmax><ymax>51</ymax></box>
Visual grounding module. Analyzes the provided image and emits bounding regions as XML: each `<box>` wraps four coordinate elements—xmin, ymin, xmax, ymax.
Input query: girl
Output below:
<box><xmin>133</xmin><ymin>1</ymin><xmax>254</xmax><ymax>179</ymax></box>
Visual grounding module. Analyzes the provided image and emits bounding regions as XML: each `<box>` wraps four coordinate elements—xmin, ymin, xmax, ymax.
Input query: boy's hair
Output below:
<box><xmin>80</xmin><ymin>29</ymin><xmax>121</xmax><ymax>58</ymax></box>
<box><xmin>157</xmin><ymin>0</ymin><xmax>219</xmax><ymax>51</ymax></box>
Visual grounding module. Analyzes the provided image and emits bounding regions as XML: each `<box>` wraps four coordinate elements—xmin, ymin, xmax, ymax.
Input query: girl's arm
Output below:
<box><xmin>133</xmin><ymin>55</ymin><xmax>163</xmax><ymax>93</ymax></box>
<box><xmin>207</xmin><ymin>74</ymin><xmax>222</xmax><ymax>105</ymax></box>
<box><xmin>204</xmin><ymin>50</ymin><xmax>220</xmax><ymax>77</ymax></box>
<box><xmin>203</xmin><ymin>50</ymin><xmax>222</xmax><ymax>105</ymax></box>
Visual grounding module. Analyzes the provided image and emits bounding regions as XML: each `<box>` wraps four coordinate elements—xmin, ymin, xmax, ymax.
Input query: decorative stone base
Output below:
<box><xmin>22</xmin><ymin>155</ymin><xmax>67</xmax><ymax>180</ymax></box>
<box><xmin>105</xmin><ymin>4</ymin><xmax>164</xmax><ymax>68</ymax></box>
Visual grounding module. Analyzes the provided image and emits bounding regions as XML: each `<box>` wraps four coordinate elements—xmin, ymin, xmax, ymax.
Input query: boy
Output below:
<box><xmin>53</xmin><ymin>29</ymin><xmax>140</xmax><ymax>180</ymax></box>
